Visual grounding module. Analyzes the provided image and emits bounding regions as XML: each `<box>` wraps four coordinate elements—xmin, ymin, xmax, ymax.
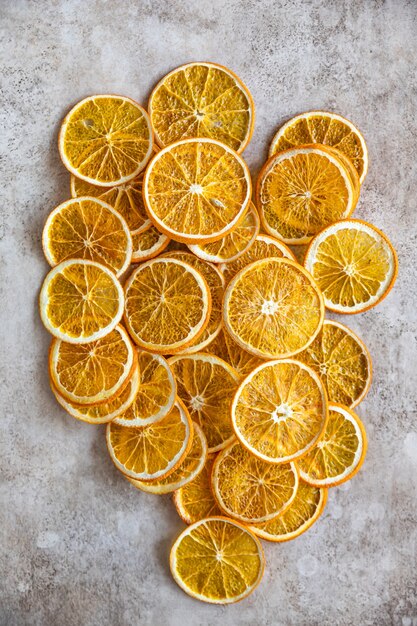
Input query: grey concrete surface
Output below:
<box><xmin>1</xmin><ymin>1</ymin><xmax>416</xmax><ymax>624</ymax></box>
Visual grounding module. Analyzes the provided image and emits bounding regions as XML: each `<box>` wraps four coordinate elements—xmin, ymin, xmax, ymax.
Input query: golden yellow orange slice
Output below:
<box><xmin>206</xmin><ymin>329</ymin><xmax>263</xmax><ymax>379</ymax></box>
<box><xmin>170</xmin><ymin>517</ymin><xmax>264</xmax><ymax>604</ymax></box>
<box><xmin>40</xmin><ymin>259</ymin><xmax>124</xmax><ymax>343</ymax></box>
<box><xmin>297</xmin><ymin>320</ymin><xmax>372</xmax><ymax>408</ymax></box>
<box><xmin>298</xmin><ymin>404</ymin><xmax>367</xmax><ymax>487</ymax></box>
<box><xmin>49</xmin><ymin>325</ymin><xmax>136</xmax><ymax>405</ymax></box>
<box><xmin>188</xmin><ymin>202</ymin><xmax>260</xmax><ymax>264</ymax></box>
<box><xmin>168</xmin><ymin>354</ymin><xmax>239</xmax><ymax>453</ymax></box>
<box><xmin>223</xmin><ymin>258</ymin><xmax>324</xmax><ymax>359</ymax></box>
<box><xmin>304</xmin><ymin>219</ymin><xmax>398</xmax><ymax>313</ymax></box>
<box><xmin>107</xmin><ymin>399</ymin><xmax>193</xmax><ymax>481</ymax></box>
<box><xmin>249</xmin><ymin>480</ymin><xmax>327</xmax><ymax>542</ymax></box>
<box><xmin>114</xmin><ymin>351</ymin><xmax>176</xmax><ymax>426</ymax></box>
<box><xmin>124</xmin><ymin>257</ymin><xmax>211</xmax><ymax>353</ymax></box>
<box><xmin>220</xmin><ymin>233</ymin><xmax>296</xmax><ymax>284</ymax></box>
<box><xmin>163</xmin><ymin>251</ymin><xmax>224</xmax><ymax>352</ymax></box>
<box><xmin>143</xmin><ymin>138</ymin><xmax>251</xmax><ymax>243</ymax></box>
<box><xmin>131</xmin><ymin>225</ymin><xmax>170</xmax><ymax>263</ymax></box>
<box><xmin>42</xmin><ymin>197</ymin><xmax>132</xmax><ymax>276</ymax></box>
<box><xmin>51</xmin><ymin>364</ymin><xmax>139</xmax><ymax>424</ymax></box>
<box><xmin>128</xmin><ymin>422</ymin><xmax>207</xmax><ymax>494</ymax></box>
<box><xmin>173</xmin><ymin>454</ymin><xmax>222</xmax><ymax>524</ymax></box>
<box><xmin>269</xmin><ymin>111</ymin><xmax>368</xmax><ymax>183</ymax></box>
<box><xmin>231</xmin><ymin>359</ymin><xmax>328</xmax><ymax>463</ymax></box>
<box><xmin>212</xmin><ymin>440</ymin><xmax>298</xmax><ymax>523</ymax></box>
<box><xmin>71</xmin><ymin>173</ymin><xmax>151</xmax><ymax>234</ymax></box>
<box><xmin>149</xmin><ymin>62</ymin><xmax>255</xmax><ymax>153</ymax></box>
<box><xmin>59</xmin><ymin>95</ymin><xmax>153</xmax><ymax>186</ymax></box>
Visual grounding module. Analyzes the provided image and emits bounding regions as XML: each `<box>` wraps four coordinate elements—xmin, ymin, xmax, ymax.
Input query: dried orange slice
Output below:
<box><xmin>257</xmin><ymin>145</ymin><xmax>358</xmax><ymax>244</ymax></box>
<box><xmin>49</xmin><ymin>325</ymin><xmax>136</xmax><ymax>405</ymax></box>
<box><xmin>168</xmin><ymin>354</ymin><xmax>239</xmax><ymax>453</ymax></box>
<box><xmin>59</xmin><ymin>95</ymin><xmax>153</xmax><ymax>186</ymax></box>
<box><xmin>163</xmin><ymin>251</ymin><xmax>224</xmax><ymax>352</ymax></box>
<box><xmin>212</xmin><ymin>441</ymin><xmax>298</xmax><ymax>523</ymax></box>
<box><xmin>231</xmin><ymin>359</ymin><xmax>328</xmax><ymax>463</ymax></box>
<box><xmin>188</xmin><ymin>202</ymin><xmax>260</xmax><ymax>264</ymax></box>
<box><xmin>107</xmin><ymin>399</ymin><xmax>193</xmax><ymax>481</ymax></box>
<box><xmin>114</xmin><ymin>351</ymin><xmax>176</xmax><ymax>426</ymax></box>
<box><xmin>220</xmin><ymin>233</ymin><xmax>296</xmax><ymax>284</ymax></box>
<box><xmin>42</xmin><ymin>197</ymin><xmax>132</xmax><ymax>276</ymax></box>
<box><xmin>297</xmin><ymin>320</ymin><xmax>372</xmax><ymax>408</ymax></box>
<box><xmin>248</xmin><ymin>480</ymin><xmax>327</xmax><ymax>542</ymax></box>
<box><xmin>40</xmin><ymin>259</ymin><xmax>124</xmax><ymax>344</ymax></box>
<box><xmin>149</xmin><ymin>62</ymin><xmax>255</xmax><ymax>153</ymax></box>
<box><xmin>51</xmin><ymin>364</ymin><xmax>140</xmax><ymax>424</ymax></box>
<box><xmin>304</xmin><ymin>219</ymin><xmax>398</xmax><ymax>313</ymax></box>
<box><xmin>269</xmin><ymin>111</ymin><xmax>368</xmax><ymax>183</ymax></box>
<box><xmin>71</xmin><ymin>173</ymin><xmax>151</xmax><ymax>234</ymax></box>
<box><xmin>223</xmin><ymin>258</ymin><xmax>324</xmax><ymax>359</ymax></box>
<box><xmin>173</xmin><ymin>454</ymin><xmax>222</xmax><ymax>524</ymax></box>
<box><xmin>131</xmin><ymin>225</ymin><xmax>170</xmax><ymax>263</ymax></box>
<box><xmin>298</xmin><ymin>404</ymin><xmax>367</xmax><ymax>487</ymax></box>
<box><xmin>128</xmin><ymin>422</ymin><xmax>207</xmax><ymax>494</ymax></box>
<box><xmin>143</xmin><ymin>138</ymin><xmax>251</xmax><ymax>243</ymax></box>
<box><xmin>206</xmin><ymin>329</ymin><xmax>263</xmax><ymax>379</ymax></box>
<box><xmin>170</xmin><ymin>517</ymin><xmax>264</xmax><ymax>604</ymax></box>
<box><xmin>124</xmin><ymin>257</ymin><xmax>211</xmax><ymax>353</ymax></box>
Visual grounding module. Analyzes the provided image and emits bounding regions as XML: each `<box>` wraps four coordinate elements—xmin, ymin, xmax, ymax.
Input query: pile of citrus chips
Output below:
<box><xmin>39</xmin><ymin>62</ymin><xmax>398</xmax><ymax>605</ymax></box>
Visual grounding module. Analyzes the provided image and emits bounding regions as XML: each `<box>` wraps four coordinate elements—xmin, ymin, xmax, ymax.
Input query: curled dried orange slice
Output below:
<box><xmin>231</xmin><ymin>359</ymin><xmax>328</xmax><ymax>463</ymax></box>
<box><xmin>149</xmin><ymin>62</ymin><xmax>254</xmax><ymax>153</ymax></box>
<box><xmin>212</xmin><ymin>441</ymin><xmax>298</xmax><ymax>523</ymax></box>
<box><xmin>42</xmin><ymin>197</ymin><xmax>132</xmax><ymax>276</ymax></box>
<box><xmin>59</xmin><ymin>95</ymin><xmax>153</xmax><ymax>186</ymax></box>
<box><xmin>106</xmin><ymin>399</ymin><xmax>193</xmax><ymax>481</ymax></box>
<box><xmin>223</xmin><ymin>258</ymin><xmax>324</xmax><ymax>359</ymax></box>
<box><xmin>124</xmin><ymin>257</ymin><xmax>211</xmax><ymax>353</ymax></box>
<box><xmin>49</xmin><ymin>325</ymin><xmax>136</xmax><ymax>405</ymax></box>
<box><xmin>170</xmin><ymin>517</ymin><xmax>264</xmax><ymax>604</ymax></box>
<box><xmin>40</xmin><ymin>259</ymin><xmax>124</xmax><ymax>344</ymax></box>
<box><xmin>143</xmin><ymin>138</ymin><xmax>251</xmax><ymax>243</ymax></box>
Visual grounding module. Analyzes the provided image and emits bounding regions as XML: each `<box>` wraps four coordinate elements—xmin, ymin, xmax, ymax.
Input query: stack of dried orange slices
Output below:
<box><xmin>39</xmin><ymin>63</ymin><xmax>398</xmax><ymax>605</ymax></box>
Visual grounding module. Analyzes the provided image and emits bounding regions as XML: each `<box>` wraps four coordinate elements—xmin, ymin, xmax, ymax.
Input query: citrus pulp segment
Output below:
<box><xmin>49</xmin><ymin>325</ymin><xmax>136</xmax><ymax>405</ymax></box>
<box><xmin>106</xmin><ymin>399</ymin><xmax>193</xmax><ymax>481</ymax></box>
<box><xmin>269</xmin><ymin>110</ymin><xmax>368</xmax><ymax>183</ymax></box>
<box><xmin>170</xmin><ymin>517</ymin><xmax>265</xmax><ymax>604</ymax></box>
<box><xmin>124</xmin><ymin>257</ymin><xmax>211</xmax><ymax>353</ymax></box>
<box><xmin>257</xmin><ymin>145</ymin><xmax>358</xmax><ymax>245</ymax></box>
<box><xmin>297</xmin><ymin>403</ymin><xmax>367</xmax><ymax>487</ymax></box>
<box><xmin>71</xmin><ymin>173</ymin><xmax>151</xmax><ymax>234</ymax></box>
<box><xmin>59</xmin><ymin>95</ymin><xmax>153</xmax><ymax>186</ymax></box>
<box><xmin>223</xmin><ymin>257</ymin><xmax>324</xmax><ymax>359</ymax></box>
<box><xmin>149</xmin><ymin>62</ymin><xmax>255</xmax><ymax>153</ymax></box>
<box><xmin>143</xmin><ymin>138</ymin><xmax>252</xmax><ymax>243</ymax></box>
<box><xmin>188</xmin><ymin>202</ymin><xmax>260</xmax><ymax>264</ymax></box>
<box><xmin>40</xmin><ymin>259</ymin><xmax>124</xmax><ymax>344</ymax></box>
<box><xmin>248</xmin><ymin>480</ymin><xmax>327</xmax><ymax>542</ymax></box>
<box><xmin>168</xmin><ymin>353</ymin><xmax>239</xmax><ymax>453</ymax></box>
<box><xmin>297</xmin><ymin>320</ymin><xmax>372</xmax><ymax>407</ymax></box>
<box><xmin>173</xmin><ymin>454</ymin><xmax>222</xmax><ymax>524</ymax></box>
<box><xmin>163</xmin><ymin>251</ymin><xmax>224</xmax><ymax>353</ymax></box>
<box><xmin>304</xmin><ymin>219</ymin><xmax>398</xmax><ymax>313</ymax></box>
<box><xmin>114</xmin><ymin>351</ymin><xmax>176</xmax><ymax>426</ymax></box>
<box><xmin>231</xmin><ymin>359</ymin><xmax>328</xmax><ymax>463</ymax></box>
<box><xmin>42</xmin><ymin>197</ymin><xmax>132</xmax><ymax>276</ymax></box>
<box><xmin>212</xmin><ymin>440</ymin><xmax>298</xmax><ymax>523</ymax></box>
<box><xmin>128</xmin><ymin>422</ymin><xmax>207</xmax><ymax>494</ymax></box>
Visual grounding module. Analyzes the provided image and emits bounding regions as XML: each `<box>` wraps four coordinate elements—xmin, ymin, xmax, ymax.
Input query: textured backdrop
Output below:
<box><xmin>1</xmin><ymin>1</ymin><xmax>416</xmax><ymax>625</ymax></box>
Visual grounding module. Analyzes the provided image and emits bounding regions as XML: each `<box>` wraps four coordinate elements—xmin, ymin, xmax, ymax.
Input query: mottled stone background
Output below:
<box><xmin>1</xmin><ymin>1</ymin><xmax>416</xmax><ymax>624</ymax></box>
